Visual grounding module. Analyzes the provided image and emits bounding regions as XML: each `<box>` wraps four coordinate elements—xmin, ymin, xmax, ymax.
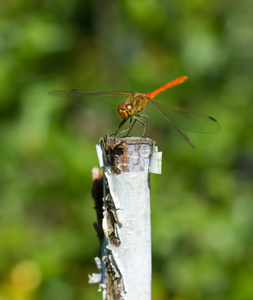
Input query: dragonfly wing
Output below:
<box><xmin>150</xmin><ymin>99</ymin><xmax>221</xmax><ymax>134</ymax></box>
<box><xmin>48</xmin><ymin>90</ymin><xmax>134</xmax><ymax>114</ymax></box>
<box><xmin>48</xmin><ymin>90</ymin><xmax>133</xmax><ymax>98</ymax></box>
<box><xmin>150</xmin><ymin>101</ymin><xmax>195</xmax><ymax>148</ymax></box>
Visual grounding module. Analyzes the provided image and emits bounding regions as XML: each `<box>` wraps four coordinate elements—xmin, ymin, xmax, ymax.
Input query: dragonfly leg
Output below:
<box><xmin>117</xmin><ymin>118</ymin><xmax>135</xmax><ymax>136</ymax></box>
<box><xmin>136</xmin><ymin>115</ymin><xmax>149</xmax><ymax>137</ymax></box>
<box><xmin>115</xmin><ymin>115</ymin><xmax>149</xmax><ymax>137</ymax></box>
<box><xmin>132</xmin><ymin>116</ymin><xmax>146</xmax><ymax>137</ymax></box>
<box><xmin>125</xmin><ymin>119</ymin><xmax>137</xmax><ymax>137</ymax></box>
<box><xmin>124</xmin><ymin>115</ymin><xmax>149</xmax><ymax>137</ymax></box>
<box><xmin>113</xmin><ymin>119</ymin><xmax>128</xmax><ymax>137</ymax></box>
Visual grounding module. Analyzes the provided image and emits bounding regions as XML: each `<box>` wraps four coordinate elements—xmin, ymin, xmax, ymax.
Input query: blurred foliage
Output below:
<box><xmin>1</xmin><ymin>0</ymin><xmax>253</xmax><ymax>299</ymax></box>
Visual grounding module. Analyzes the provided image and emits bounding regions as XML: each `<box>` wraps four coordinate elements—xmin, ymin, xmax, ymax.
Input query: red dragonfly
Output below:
<box><xmin>49</xmin><ymin>76</ymin><xmax>221</xmax><ymax>148</ymax></box>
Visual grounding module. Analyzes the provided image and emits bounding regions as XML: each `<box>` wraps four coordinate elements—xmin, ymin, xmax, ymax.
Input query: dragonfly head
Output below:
<box><xmin>118</xmin><ymin>103</ymin><xmax>135</xmax><ymax>119</ymax></box>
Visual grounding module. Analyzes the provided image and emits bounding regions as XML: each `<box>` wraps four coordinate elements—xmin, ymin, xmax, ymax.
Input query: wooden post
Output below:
<box><xmin>89</xmin><ymin>136</ymin><xmax>162</xmax><ymax>300</ymax></box>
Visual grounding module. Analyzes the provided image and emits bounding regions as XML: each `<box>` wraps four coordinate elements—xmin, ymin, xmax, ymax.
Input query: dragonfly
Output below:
<box><xmin>49</xmin><ymin>76</ymin><xmax>221</xmax><ymax>148</ymax></box>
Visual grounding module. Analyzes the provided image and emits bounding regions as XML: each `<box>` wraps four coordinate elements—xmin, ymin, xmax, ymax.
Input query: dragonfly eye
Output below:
<box><xmin>125</xmin><ymin>103</ymin><xmax>135</xmax><ymax>117</ymax></box>
<box><xmin>118</xmin><ymin>103</ymin><xmax>128</xmax><ymax>119</ymax></box>
<box><xmin>125</xmin><ymin>103</ymin><xmax>133</xmax><ymax>110</ymax></box>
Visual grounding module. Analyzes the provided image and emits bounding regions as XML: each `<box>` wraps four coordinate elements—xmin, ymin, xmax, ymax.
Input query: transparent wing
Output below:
<box><xmin>150</xmin><ymin>99</ymin><xmax>221</xmax><ymax>134</ymax></box>
<box><xmin>48</xmin><ymin>89</ymin><xmax>133</xmax><ymax>99</ymax></box>
<box><xmin>48</xmin><ymin>90</ymin><xmax>135</xmax><ymax>114</ymax></box>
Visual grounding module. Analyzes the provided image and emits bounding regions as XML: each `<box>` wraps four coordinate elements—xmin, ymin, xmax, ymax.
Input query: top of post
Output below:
<box><xmin>97</xmin><ymin>136</ymin><xmax>160</xmax><ymax>174</ymax></box>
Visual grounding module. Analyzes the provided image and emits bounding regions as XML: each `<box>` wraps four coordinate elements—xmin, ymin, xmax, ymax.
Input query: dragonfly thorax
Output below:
<box><xmin>127</xmin><ymin>93</ymin><xmax>149</xmax><ymax>114</ymax></box>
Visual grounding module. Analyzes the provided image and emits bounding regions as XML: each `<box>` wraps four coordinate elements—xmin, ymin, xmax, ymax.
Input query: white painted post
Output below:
<box><xmin>89</xmin><ymin>136</ymin><xmax>162</xmax><ymax>300</ymax></box>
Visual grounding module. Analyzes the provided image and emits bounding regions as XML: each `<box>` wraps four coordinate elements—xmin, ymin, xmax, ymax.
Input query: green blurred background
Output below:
<box><xmin>1</xmin><ymin>0</ymin><xmax>252</xmax><ymax>299</ymax></box>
